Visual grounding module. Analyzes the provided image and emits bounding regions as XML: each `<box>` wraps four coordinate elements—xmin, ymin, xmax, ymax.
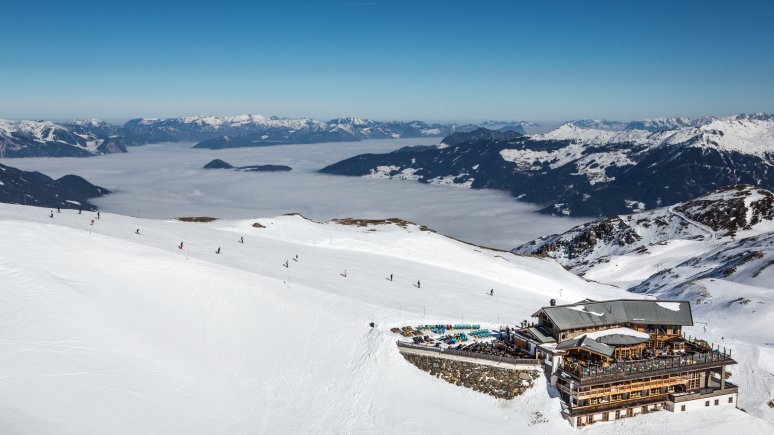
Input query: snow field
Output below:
<box><xmin>0</xmin><ymin>204</ymin><xmax>771</xmax><ymax>434</ymax></box>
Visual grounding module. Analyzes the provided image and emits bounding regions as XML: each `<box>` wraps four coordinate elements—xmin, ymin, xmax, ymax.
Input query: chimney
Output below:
<box><xmin>550</xmin><ymin>299</ymin><xmax>556</xmax><ymax>307</ymax></box>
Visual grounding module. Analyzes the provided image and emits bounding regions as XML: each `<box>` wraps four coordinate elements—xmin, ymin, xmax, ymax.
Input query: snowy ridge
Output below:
<box><xmin>533</xmin><ymin>113</ymin><xmax>774</xmax><ymax>157</ymax></box>
<box><xmin>127</xmin><ymin>115</ymin><xmax>462</xmax><ymax>147</ymax></box>
<box><xmin>514</xmin><ymin>185</ymin><xmax>774</xmax><ymax>276</ymax></box>
<box><xmin>0</xmin><ymin>115</ymin><xmax>468</xmax><ymax>157</ymax></box>
<box><xmin>0</xmin><ymin>118</ymin><xmax>124</xmax><ymax>157</ymax></box>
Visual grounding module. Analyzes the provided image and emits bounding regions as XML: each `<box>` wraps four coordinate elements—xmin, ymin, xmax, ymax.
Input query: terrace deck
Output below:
<box><xmin>560</xmin><ymin>352</ymin><xmax>736</xmax><ymax>386</ymax></box>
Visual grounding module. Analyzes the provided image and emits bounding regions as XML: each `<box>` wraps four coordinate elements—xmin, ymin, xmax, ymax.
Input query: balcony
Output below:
<box><xmin>559</xmin><ymin>350</ymin><xmax>735</xmax><ymax>386</ymax></box>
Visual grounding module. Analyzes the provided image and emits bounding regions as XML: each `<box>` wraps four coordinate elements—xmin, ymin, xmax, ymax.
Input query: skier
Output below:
<box><xmin>216</xmin><ymin>247</ymin><xmax>221</xmax><ymax>254</ymax></box>
<box><xmin>389</xmin><ymin>273</ymin><xmax>393</xmax><ymax>281</ymax></box>
<box><xmin>292</xmin><ymin>255</ymin><xmax>298</xmax><ymax>262</ymax></box>
<box><xmin>341</xmin><ymin>269</ymin><xmax>347</xmax><ymax>278</ymax></box>
<box><xmin>283</xmin><ymin>260</ymin><xmax>289</xmax><ymax>268</ymax></box>
<box><xmin>78</xmin><ymin>208</ymin><xmax>82</xmax><ymax>214</ymax></box>
<box><xmin>135</xmin><ymin>228</ymin><xmax>141</xmax><ymax>235</ymax></box>
<box><xmin>239</xmin><ymin>236</ymin><xmax>244</xmax><ymax>244</ymax></box>
<box><xmin>57</xmin><ymin>207</ymin><xmax>61</xmax><ymax>213</ymax></box>
<box><xmin>179</xmin><ymin>242</ymin><xmax>184</xmax><ymax>250</ymax></box>
<box><xmin>490</xmin><ymin>289</ymin><xmax>494</xmax><ymax>296</ymax></box>
<box><xmin>90</xmin><ymin>219</ymin><xmax>95</xmax><ymax>226</ymax></box>
<box><xmin>97</xmin><ymin>212</ymin><xmax>100</xmax><ymax>219</ymax></box>
<box><xmin>49</xmin><ymin>211</ymin><xmax>54</xmax><ymax>218</ymax></box>
<box><xmin>416</xmin><ymin>280</ymin><xmax>421</xmax><ymax>288</ymax></box>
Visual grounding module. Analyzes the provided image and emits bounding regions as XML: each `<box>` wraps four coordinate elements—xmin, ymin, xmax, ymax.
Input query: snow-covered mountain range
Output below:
<box><xmin>0</xmin><ymin>119</ymin><xmax>127</xmax><ymax>158</ymax></box>
<box><xmin>535</xmin><ymin>113</ymin><xmax>774</xmax><ymax>156</ymax></box>
<box><xmin>1</xmin><ymin>115</ymin><xmax>530</xmax><ymax>157</ymax></box>
<box><xmin>322</xmin><ymin>114</ymin><xmax>774</xmax><ymax>217</ymax></box>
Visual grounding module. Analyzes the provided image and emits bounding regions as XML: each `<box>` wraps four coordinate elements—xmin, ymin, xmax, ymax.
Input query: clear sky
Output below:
<box><xmin>1</xmin><ymin>0</ymin><xmax>773</xmax><ymax>123</ymax></box>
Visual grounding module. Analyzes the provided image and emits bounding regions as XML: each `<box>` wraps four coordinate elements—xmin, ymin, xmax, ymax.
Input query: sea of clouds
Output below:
<box><xmin>2</xmin><ymin>139</ymin><xmax>588</xmax><ymax>249</ymax></box>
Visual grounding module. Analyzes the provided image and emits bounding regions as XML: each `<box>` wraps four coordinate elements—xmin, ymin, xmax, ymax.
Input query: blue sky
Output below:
<box><xmin>1</xmin><ymin>0</ymin><xmax>773</xmax><ymax>123</ymax></box>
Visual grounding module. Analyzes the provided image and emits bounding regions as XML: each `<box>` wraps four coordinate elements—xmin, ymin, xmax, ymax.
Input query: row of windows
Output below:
<box><xmin>680</xmin><ymin>396</ymin><xmax>733</xmax><ymax>411</ymax></box>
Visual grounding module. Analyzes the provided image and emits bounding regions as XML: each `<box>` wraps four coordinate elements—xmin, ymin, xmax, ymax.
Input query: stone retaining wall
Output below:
<box><xmin>402</xmin><ymin>353</ymin><xmax>540</xmax><ymax>399</ymax></box>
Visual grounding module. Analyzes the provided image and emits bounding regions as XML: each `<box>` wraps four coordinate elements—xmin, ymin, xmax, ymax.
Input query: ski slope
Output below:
<box><xmin>0</xmin><ymin>204</ymin><xmax>771</xmax><ymax>434</ymax></box>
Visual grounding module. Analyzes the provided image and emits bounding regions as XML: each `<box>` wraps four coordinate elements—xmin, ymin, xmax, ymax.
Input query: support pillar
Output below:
<box><xmin>720</xmin><ymin>365</ymin><xmax>726</xmax><ymax>390</ymax></box>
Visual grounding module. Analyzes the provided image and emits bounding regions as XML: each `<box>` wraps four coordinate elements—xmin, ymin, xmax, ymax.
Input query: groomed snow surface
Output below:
<box><xmin>0</xmin><ymin>204</ymin><xmax>771</xmax><ymax>434</ymax></box>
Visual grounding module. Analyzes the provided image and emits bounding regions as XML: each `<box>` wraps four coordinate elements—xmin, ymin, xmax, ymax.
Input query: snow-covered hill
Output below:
<box><xmin>0</xmin><ymin>163</ymin><xmax>109</xmax><ymax>210</ymax></box>
<box><xmin>322</xmin><ymin>114</ymin><xmax>774</xmax><ymax>217</ymax></box>
<box><xmin>1</xmin><ymin>204</ymin><xmax>773</xmax><ymax>434</ymax></box>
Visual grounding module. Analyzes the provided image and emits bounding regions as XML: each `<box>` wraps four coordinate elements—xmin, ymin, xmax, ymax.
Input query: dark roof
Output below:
<box><xmin>595</xmin><ymin>334</ymin><xmax>649</xmax><ymax>347</ymax></box>
<box><xmin>555</xmin><ymin>336</ymin><xmax>614</xmax><ymax>357</ymax></box>
<box><xmin>534</xmin><ymin>299</ymin><xmax>693</xmax><ymax>331</ymax></box>
<box><xmin>526</xmin><ymin>326</ymin><xmax>556</xmax><ymax>344</ymax></box>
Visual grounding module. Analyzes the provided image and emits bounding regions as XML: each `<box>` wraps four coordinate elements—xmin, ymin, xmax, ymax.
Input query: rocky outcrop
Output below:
<box><xmin>515</xmin><ymin>185</ymin><xmax>774</xmax><ymax>274</ymax></box>
<box><xmin>675</xmin><ymin>184</ymin><xmax>774</xmax><ymax>236</ymax></box>
<box><xmin>401</xmin><ymin>353</ymin><xmax>539</xmax><ymax>399</ymax></box>
<box><xmin>203</xmin><ymin>159</ymin><xmax>292</xmax><ymax>172</ymax></box>
<box><xmin>203</xmin><ymin>159</ymin><xmax>234</xmax><ymax>169</ymax></box>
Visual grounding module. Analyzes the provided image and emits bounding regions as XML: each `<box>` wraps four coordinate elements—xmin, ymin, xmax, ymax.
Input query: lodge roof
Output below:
<box><xmin>555</xmin><ymin>335</ymin><xmax>614</xmax><ymax>357</ymax></box>
<box><xmin>534</xmin><ymin>299</ymin><xmax>693</xmax><ymax>331</ymax></box>
<box><xmin>526</xmin><ymin>325</ymin><xmax>556</xmax><ymax>344</ymax></box>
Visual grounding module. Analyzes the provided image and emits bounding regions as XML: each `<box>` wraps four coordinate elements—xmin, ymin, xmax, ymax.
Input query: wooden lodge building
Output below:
<box><xmin>513</xmin><ymin>299</ymin><xmax>738</xmax><ymax>428</ymax></box>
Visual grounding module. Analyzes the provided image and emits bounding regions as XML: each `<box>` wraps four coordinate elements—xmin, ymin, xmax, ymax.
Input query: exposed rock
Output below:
<box><xmin>401</xmin><ymin>353</ymin><xmax>538</xmax><ymax>400</ymax></box>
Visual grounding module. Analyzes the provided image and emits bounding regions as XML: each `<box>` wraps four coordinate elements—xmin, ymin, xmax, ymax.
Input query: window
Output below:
<box><xmin>705</xmin><ymin>401</ymin><xmax>710</xmax><ymax>407</ymax></box>
<box><xmin>714</xmin><ymin>399</ymin><xmax>719</xmax><ymax>406</ymax></box>
<box><xmin>680</xmin><ymin>405</ymin><xmax>686</xmax><ymax>412</ymax></box>
<box><xmin>729</xmin><ymin>397</ymin><xmax>734</xmax><ymax>404</ymax></box>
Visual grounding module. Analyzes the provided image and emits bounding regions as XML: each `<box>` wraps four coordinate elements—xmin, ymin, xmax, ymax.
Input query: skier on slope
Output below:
<box><xmin>57</xmin><ymin>207</ymin><xmax>61</xmax><ymax>213</ymax></box>
<box><xmin>135</xmin><ymin>228</ymin><xmax>141</xmax><ymax>235</ymax></box>
<box><xmin>490</xmin><ymin>289</ymin><xmax>494</xmax><ymax>296</ymax></box>
<box><xmin>97</xmin><ymin>212</ymin><xmax>100</xmax><ymax>219</ymax></box>
<box><xmin>179</xmin><ymin>242</ymin><xmax>184</xmax><ymax>250</ymax></box>
<box><xmin>239</xmin><ymin>236</ymin><xmax>244</xmax><ymax>244</ymax></box>
<box><xmin>49</xmin><ymin>211</ymin><xmax>54</xmax><ymax>218</ymax></box>
<box><xmin>216</xmin><ymin>247</ymin><xmax>221</xmax><ymax>254</ymax></box>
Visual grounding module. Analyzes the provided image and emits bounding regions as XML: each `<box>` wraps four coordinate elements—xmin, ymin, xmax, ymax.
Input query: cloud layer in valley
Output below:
<box><xmin>1</xmin><ymin>139</ymin><xmax>588</xmax><ymax>249</ymax></box>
